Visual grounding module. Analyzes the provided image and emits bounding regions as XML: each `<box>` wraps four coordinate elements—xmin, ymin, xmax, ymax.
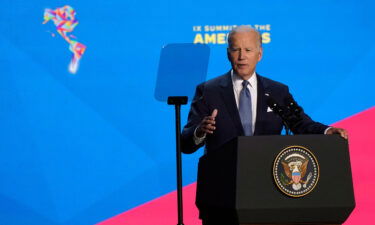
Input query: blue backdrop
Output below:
<box><xmin>1</xmin><ymin>0</ymin><xmax>374</xmax><ymax>224</ymax></box>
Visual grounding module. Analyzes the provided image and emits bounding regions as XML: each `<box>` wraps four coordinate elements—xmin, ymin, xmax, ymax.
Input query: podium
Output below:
<box><xmin>196</xmin><ymin>135</ymin><xmax>355</xmax><ymax>225</ymax></box>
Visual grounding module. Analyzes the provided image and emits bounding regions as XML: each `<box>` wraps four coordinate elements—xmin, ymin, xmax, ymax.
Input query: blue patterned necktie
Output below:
<box><xmin>239</xmin><ymin>80</ymin><xmax>253</xmax><ymax>136</ymax></box>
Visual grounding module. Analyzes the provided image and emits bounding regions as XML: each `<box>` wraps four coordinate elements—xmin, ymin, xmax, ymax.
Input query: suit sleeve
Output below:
<box><xmin>285</xmin><ymin>87</ymin><xmax>329</xmax><ymax>134</ymax></box>
<box><xmin>181</xmin><ymin>84</ymin><xmax>210</xmax><ymax>154</ymax></box>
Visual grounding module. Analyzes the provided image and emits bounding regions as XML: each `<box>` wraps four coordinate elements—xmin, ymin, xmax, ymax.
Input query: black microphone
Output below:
<box><xmin>266</xmin><ymin>94</ymin><xmax>306</xmax><ymax>135</ymax></box>
<box><xmin>266</xmin><ymin>94</ymin><xmax>285</xmax><ymax>118</ymax></box>
<box><xmin>284</xmin><ymin>96</ymin><xmax>302</xmax><ymax>118</ymax></box>
<box><xmin>265</xmin><ymin>94</ymin><xmax>291</xmax><ymax>133</ymax></box>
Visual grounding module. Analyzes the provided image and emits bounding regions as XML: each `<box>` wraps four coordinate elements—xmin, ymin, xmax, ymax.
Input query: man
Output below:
<box><xmin>181</xmin><ymin>26</ymin><xmax>347</xmax><ymax>224</ymax></box>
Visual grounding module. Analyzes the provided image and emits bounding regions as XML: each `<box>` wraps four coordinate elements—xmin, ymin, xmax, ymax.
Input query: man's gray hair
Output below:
<box><xmin>227</xmin><ymin>25</ymin><xmax>262</xmax><ymax>48</ymax></box>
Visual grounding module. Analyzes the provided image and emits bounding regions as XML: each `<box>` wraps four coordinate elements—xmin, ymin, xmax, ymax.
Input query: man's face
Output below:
<box><xmin>227</xmin><ymin>31</ymin><xmax>263</xmax><ymax>79</ymax></box>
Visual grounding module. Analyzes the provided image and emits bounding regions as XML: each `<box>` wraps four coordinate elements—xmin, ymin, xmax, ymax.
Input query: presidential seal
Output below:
<box><xmin>273</xmin><ymin>146</ymin><xmax>319</xmax><ymax>197</ymax></box>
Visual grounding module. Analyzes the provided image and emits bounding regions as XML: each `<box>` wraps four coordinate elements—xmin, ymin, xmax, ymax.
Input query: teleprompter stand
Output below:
<box><xmin>168</xmin><ymin>96</ymin><xmax>188</xmax><ymax>225</ymax></box>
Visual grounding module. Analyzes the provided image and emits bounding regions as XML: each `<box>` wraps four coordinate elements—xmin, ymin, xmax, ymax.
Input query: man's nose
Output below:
<box><xmin>238</xmin><ymin>49</ymin><xmax>245</xmax><ymax>60</ymax></box>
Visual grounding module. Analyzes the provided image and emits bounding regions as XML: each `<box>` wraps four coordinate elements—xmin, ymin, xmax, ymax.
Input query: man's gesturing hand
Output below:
<box><xmin>196</xmin><ymin>109</ymin><xmax>218</xmax><ymax>138</ymax></box>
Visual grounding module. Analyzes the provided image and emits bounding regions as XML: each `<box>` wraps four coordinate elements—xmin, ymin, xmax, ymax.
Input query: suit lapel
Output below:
<box><xmin>219</xmin><ymin>72</ymin><xmax>244</xmax><ymax>135</ymax></box>
<box><xmin>254</xmin><ymin>74</ymin><xmax>270</xmax><ymax>135</ymax></box>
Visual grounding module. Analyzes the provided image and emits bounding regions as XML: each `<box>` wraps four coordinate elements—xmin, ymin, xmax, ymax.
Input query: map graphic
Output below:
<box><xmin>43</xmin><ymin>5</ymin><xmax>86</xmax><ymax>74</ymax></box>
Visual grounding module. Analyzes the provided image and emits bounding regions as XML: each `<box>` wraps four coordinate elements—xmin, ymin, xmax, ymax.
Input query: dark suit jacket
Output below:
<box><xmin>181</xmin><ymin>72</ymin><xmax>328</xmax><ymax>154</ymax></box>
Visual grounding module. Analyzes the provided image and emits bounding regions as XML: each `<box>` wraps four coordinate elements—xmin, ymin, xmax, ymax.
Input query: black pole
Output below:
<box><xmin>175</xmin><ymin>104</ymin><xmax>184</xmax><ymax>225</ymax></box>
<box><xmin>168</xmin><ymin>96</ymin><xmax>188</xmax><ymax>225</ymax></box>
<box><xmin>284</xmin><ymin>121</ymin><xmax>290</xmax><ymax>135</ymax></box>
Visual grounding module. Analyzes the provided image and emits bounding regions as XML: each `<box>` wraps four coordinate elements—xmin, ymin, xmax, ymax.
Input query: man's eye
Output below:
<box><xmin>246</xmin><ymin>48</ymin><xmax>253</xmax><ymax>52</ymax></box>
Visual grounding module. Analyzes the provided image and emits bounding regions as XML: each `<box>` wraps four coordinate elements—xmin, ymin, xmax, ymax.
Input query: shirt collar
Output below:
<box><xmin>231</xmin><ymin>70</ymin><xmax>257</xmax><ymax>88</ymax></box>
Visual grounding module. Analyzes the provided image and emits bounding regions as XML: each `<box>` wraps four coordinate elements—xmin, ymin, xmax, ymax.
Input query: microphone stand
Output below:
<box><xmin>266</xmin><ymin>95</ymin><xmax>291</xmax><ymax>135</ymax></box>
<box><xmin>284</xmin><ymin>98</ymin><xmax>303</xmax><ymax>136</ymax></box>
<box><xmin>283</xmin><ymin>121</ymin><xmax>290</xmax><ymax>135</ymax></box>
<box><xmin>168</xmin><ymin>96</ymin><xmax>188</xmax><ymax>225</ymax></box>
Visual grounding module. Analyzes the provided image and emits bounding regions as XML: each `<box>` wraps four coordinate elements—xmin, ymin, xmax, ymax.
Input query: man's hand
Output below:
<box><xmin>196</xmin><ymin>109</ymin><xmax>218</xmax><ymax>137</ymax></box>
<box><xmin>326</xmin><ymin>127</ymin><xmax>348</xmax><ymax>139</ymax></box>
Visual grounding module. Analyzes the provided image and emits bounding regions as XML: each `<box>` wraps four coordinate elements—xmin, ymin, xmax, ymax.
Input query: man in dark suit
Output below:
<box><xmin>181</xmin><ymin>25</ymin><xmax>347</xmax><ymax>224</ymax></box>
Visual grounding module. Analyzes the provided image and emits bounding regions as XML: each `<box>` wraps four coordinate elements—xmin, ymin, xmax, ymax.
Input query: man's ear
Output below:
<box><xmin>227</xmin><ymin>48</ymin><xmax>231</xmax><ymax>61</ymax></box>
<box><xmin>258</xmin><ymin>47</ymin><xmax>263</xmax><ymax>62</ymax></box>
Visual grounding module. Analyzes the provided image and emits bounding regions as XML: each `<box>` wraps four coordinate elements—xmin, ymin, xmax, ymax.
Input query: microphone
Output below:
<box><xmin>284</xmin><ymin>96</ymin><xmax>302</xmax><ymax>118</ymax></box>
<box><xmin>266</xmin><ymin>94</ymin><xmax>285</xmax><ymax>118</ymax></box>
<box><xmin>265</xmin><ymin>94</ymin><xmax>290</xmax><ymax>129</ymax></box>
<box><xmin>265</xmin><ymin>93</ymin><xmax>302</xmax><ymax>135</ymax></box>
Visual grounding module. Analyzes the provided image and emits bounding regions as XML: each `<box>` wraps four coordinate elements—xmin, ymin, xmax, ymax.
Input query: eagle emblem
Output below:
<box><xmin>273</xmin><ymin>146</ymin><xmax>319</xmax><ymax>197</ymax></box>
